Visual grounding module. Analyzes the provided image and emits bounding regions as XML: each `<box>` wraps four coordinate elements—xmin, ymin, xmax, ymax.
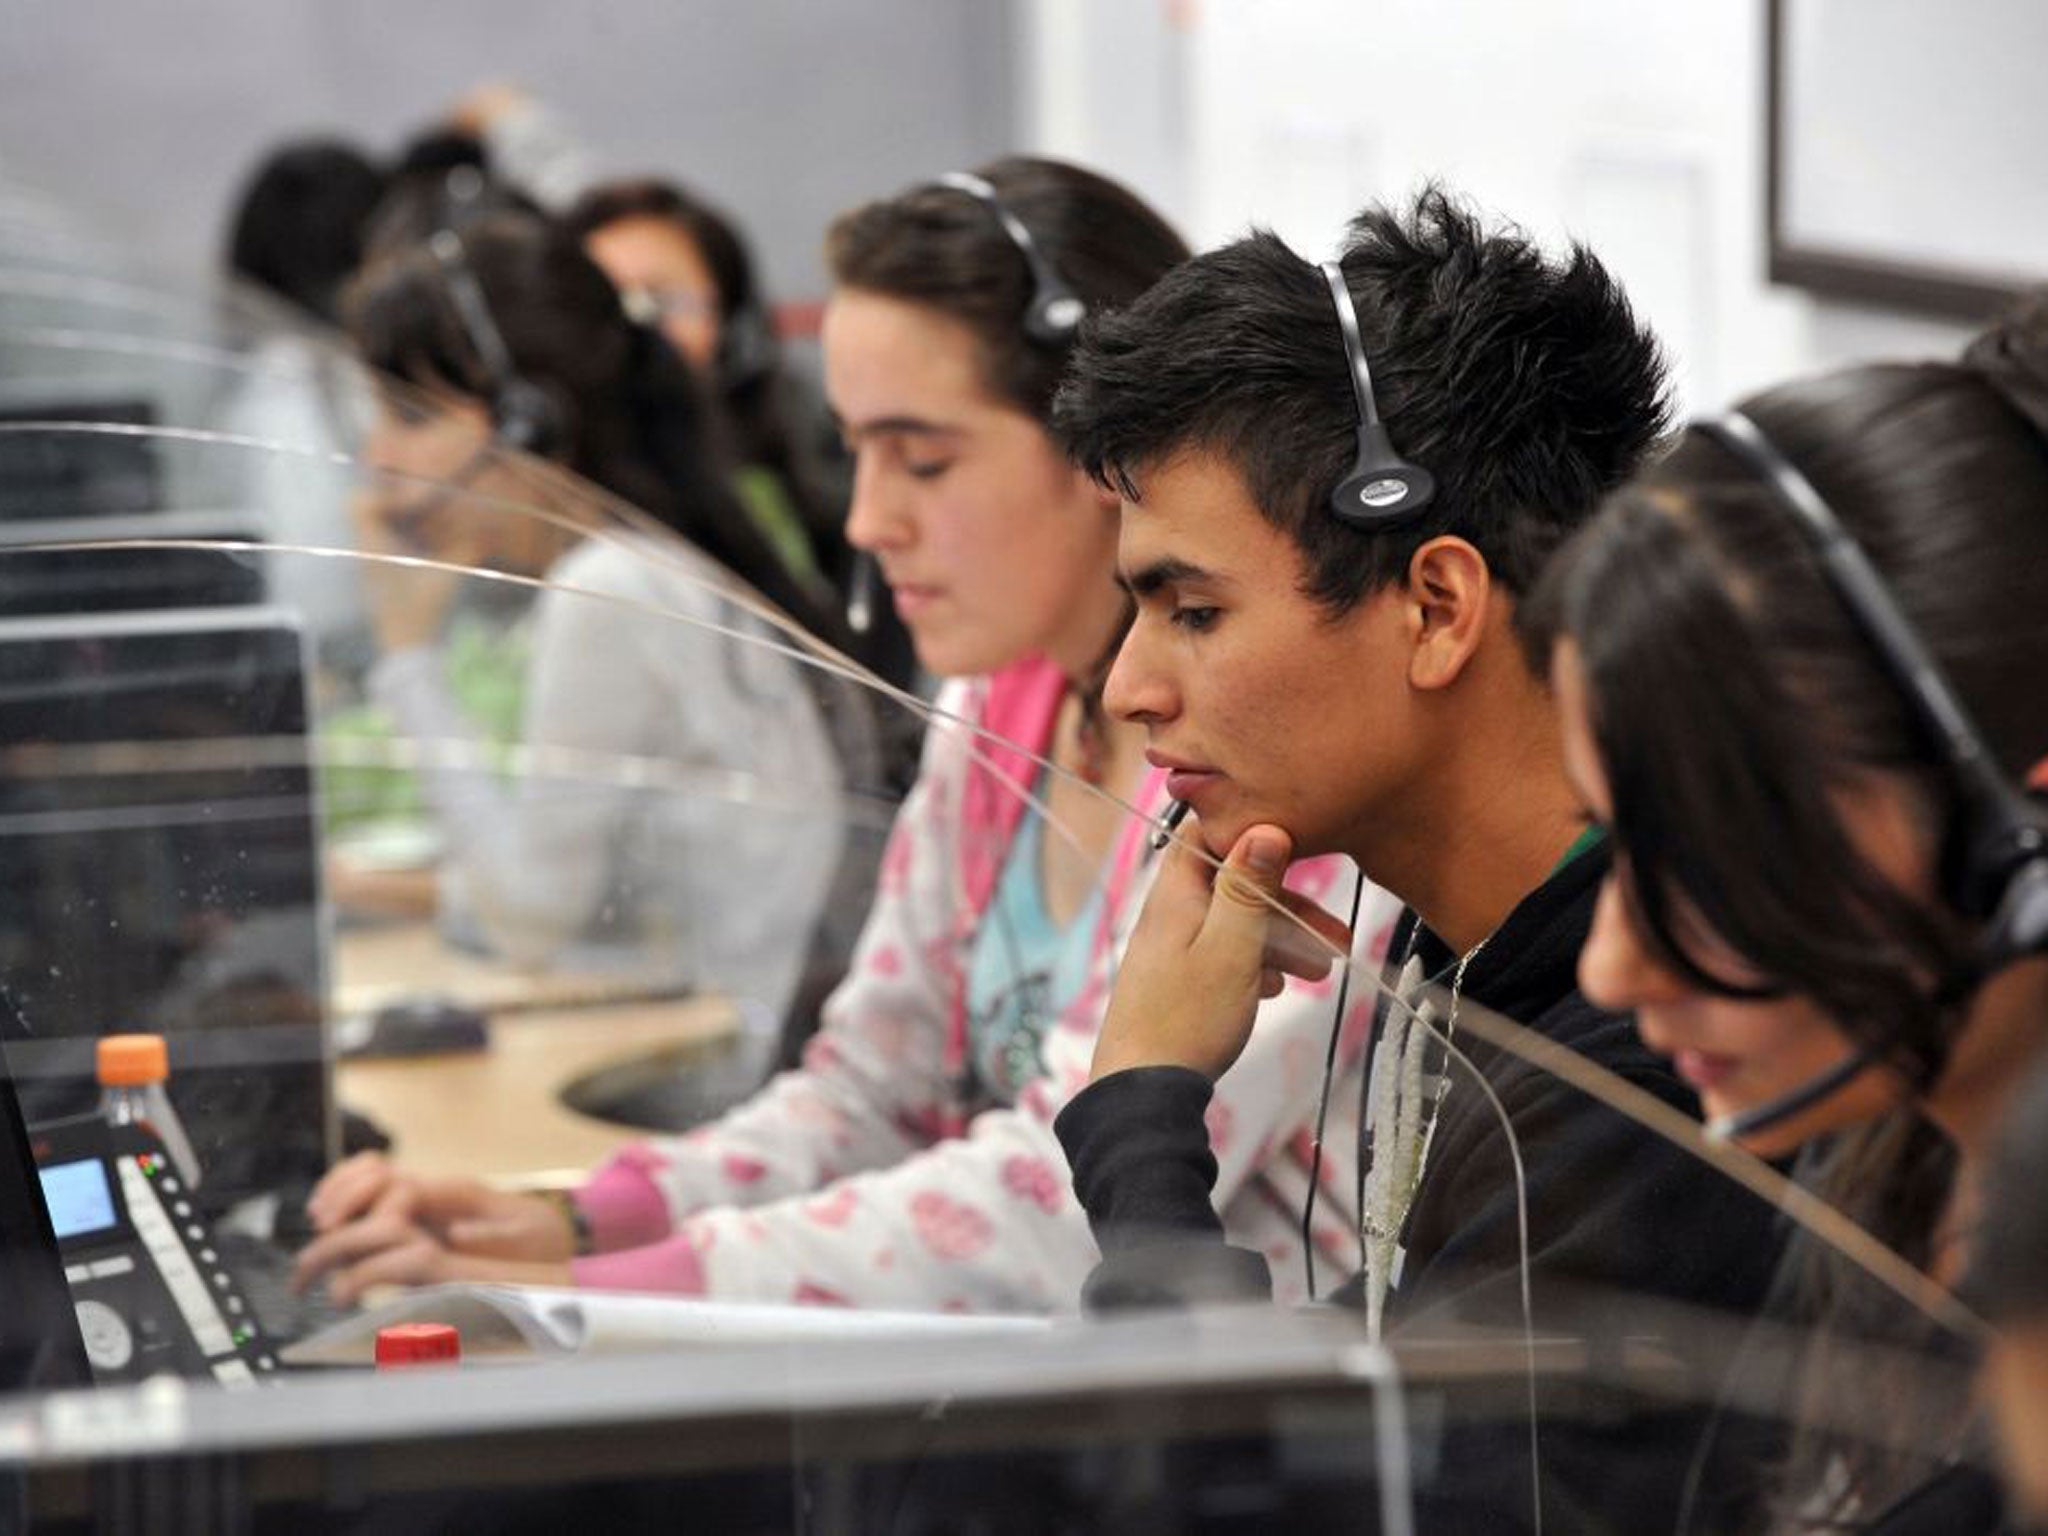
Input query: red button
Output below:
<box><xmin>374</xmin><ymin>1323</ymin><xmax>461</xmax><ymax>1368</ymax></box>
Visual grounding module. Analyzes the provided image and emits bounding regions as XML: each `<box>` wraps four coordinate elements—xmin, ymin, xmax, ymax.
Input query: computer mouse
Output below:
<box><xmin>342</xmin><ymin>997</ymin><xmax>489</xmax><ymax>1059</ymax></box>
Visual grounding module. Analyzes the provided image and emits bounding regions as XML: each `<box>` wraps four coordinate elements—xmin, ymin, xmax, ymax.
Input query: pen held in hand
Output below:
<box><xmin>1151</xmin><ymin>798</ymin><xmax>1192</xmax><ymax>851</ymax></box>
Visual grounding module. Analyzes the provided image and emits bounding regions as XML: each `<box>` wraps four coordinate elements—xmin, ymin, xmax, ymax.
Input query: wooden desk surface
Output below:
<box><xmin>332</xmin><ymin>924</ymin><xmax>739</xmax><ymax>1182</ymax></box>
<box><xmin>332</xmin><ymin>922</ymin><xmax>685</xmax><ymax>1019</ymax></box>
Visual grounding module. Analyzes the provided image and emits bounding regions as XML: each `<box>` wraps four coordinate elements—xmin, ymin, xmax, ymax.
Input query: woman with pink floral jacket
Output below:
<box><xmin>297</xmin><ymin>157</ymin><xmax>1400</xmax><ymax>1313</ymax></box>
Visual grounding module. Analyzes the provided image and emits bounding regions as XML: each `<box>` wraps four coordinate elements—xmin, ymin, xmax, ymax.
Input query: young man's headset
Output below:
<box><xmin>1317</xmin><ymin>259</ymin><xmax>1437</xmax><ymax>527</ymax></box>
<box><xmin>1295</xmin><ymin>255</ymin><xmax>1443</xmax><ymax>1294</ymax></box>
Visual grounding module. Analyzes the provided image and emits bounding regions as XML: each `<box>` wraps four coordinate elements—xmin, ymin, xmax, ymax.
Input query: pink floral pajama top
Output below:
<box><xmin>570</xmin><ymin>655</ymin><xmax>1403</xmax><ymax>1312</ymax></box>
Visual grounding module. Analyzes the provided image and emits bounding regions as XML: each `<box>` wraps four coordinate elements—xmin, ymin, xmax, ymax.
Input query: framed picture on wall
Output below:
<box><xmin>1767</xmin><ymin>0</ymin><xmax>2048</xmax><ymax>320</ymax></box>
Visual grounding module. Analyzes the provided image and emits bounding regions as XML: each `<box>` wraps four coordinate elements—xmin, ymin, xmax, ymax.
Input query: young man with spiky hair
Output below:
<box><xmin>1049</xmin><ymin>190</ymin><xmax>1782</xmax><ymax>1530</ymax></box>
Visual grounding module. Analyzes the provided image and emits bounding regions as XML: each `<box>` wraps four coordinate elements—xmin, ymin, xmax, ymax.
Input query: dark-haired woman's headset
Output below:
<box><xmin>715</xmin><ymin>292</ymin><xmax>779</xmax><ymax>389</ymax></box>
<box><xmin>425</xmin><ymin>227</ymin><xmax>567</xmax><ymax>457</ymax></box>
<box><xmin>626</xmin><ymin>278</ymin><xmax>779</xmax><ymax>389</ymax></box>
<box><xmin>1691</xmin><ymin>411</ymin><xmax>2048</xmax><ymax>1140</ymax></box>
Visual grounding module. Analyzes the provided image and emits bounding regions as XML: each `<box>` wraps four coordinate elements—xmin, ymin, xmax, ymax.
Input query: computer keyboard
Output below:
<box><xmin>209</xmin><ymin>1229</ymin><xmax>353</xmax><ymax>1346</ymax></box>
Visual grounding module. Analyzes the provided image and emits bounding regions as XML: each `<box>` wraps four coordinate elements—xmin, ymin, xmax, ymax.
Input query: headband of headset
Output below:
<box><xmin>1696</xmin><ymin>411</ymin><xmax>2048</xmax><ymax>973</ymax></box>
<box><xmin>425</xmin><ymin>226</ymin><xmax>564</xmax><ymax>455</ymax></box>
<box><xmin>1317</xmin><ymin>259</ymin><xmax>1435</xmax><ymax>529</ymax></box>
<box><xmin>931</xmin><ymin>171</ymin><xmax>1086</xmax><ymax>347</ymax></box>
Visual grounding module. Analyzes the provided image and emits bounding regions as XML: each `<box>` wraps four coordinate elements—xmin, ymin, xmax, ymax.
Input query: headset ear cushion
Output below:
<box><xmin>492</xmin><ymin>378</ymin><xmax>567</xmax><ymax>456</ymax></box>
<box><xmin>1982</xmin><ymin>843</ymin><xmax>2048</xmax><ymax>968</ymax></box>
<box><xmin>1024</xmin><ymin>287</ymin><xmax>1086</xmax><ymax>348</ymax></box>
<box><xmin>1328</xmin><ymin>463</ymin><xmax>1436</xmax><ymax>528</ymax></box>
<box><xmin>1326</xmin><ymin>423</ymin><xmax>1437</xmax><ymax>529</ymax></box>
<box><xmin>717</xmin><ymin>302</ymin><xmax>778</xmax><ymax>387</ymax></box>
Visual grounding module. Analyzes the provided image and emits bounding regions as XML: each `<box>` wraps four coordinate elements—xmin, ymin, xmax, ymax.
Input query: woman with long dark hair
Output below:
<box><xmin>564</xmin><ymin>180</ymin><xmax>790</xmax><ymax>463</ymax></box>
<box><xmin>564</xmin><ymin>179</ymin><xmax>903</xmax><ymax>671</ymax></box>
<box><xmin>1525</xmin><ymin>298</ymin><xmax>2048</xmax><ymax>1532</ymax></box>
<box><xmin>342</xmin><ymin>210</ymin><xmax>873</xmax><ymax>1021</ymax></box>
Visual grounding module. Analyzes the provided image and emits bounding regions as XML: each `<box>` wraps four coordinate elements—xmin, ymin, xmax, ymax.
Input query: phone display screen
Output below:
<box><xmin>38</xmin><ymin>1156</ymin><xmax>117</xmax><ymax>1240</ymax></box>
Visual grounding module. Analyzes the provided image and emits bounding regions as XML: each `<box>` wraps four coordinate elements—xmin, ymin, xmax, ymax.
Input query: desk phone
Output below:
<box><xmin>31</xmin><ymin>1116</ymin><xmax>278</xmax><ymax>1388</ymax></box>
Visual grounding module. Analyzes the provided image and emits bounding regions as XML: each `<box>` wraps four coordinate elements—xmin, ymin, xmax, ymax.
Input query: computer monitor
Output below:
<box><xmin>0</xmin><ymin>607</ymin><xmax>332</xmax><ymax>1216</ymax></box>
<box><xmin>0</xmin><ymin>512</ymin><xmax>265</xmax><ymax>617</ymax></box>
<box><xmin>0</xmin><ymin>399</ymin><xmax>161</xmax><ymax>519</ymax></box>
<box><xmin>0</xmin><ymin>1054</ymin><xmax>91</xmax><ymax>1394</ymax></box>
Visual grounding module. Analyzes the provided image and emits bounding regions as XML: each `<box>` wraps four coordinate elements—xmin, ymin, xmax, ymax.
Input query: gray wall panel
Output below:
<box><xmin>0</xmin><ymin>1</ymin><xmax>1021</xmax><ymax>302</ymax></box>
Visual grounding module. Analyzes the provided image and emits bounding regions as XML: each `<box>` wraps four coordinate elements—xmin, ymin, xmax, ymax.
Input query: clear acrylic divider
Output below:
<box><xmin>0</xmin><ymin>278</ymin><xmax>1992</xmax><ymax>1534</ymax></box>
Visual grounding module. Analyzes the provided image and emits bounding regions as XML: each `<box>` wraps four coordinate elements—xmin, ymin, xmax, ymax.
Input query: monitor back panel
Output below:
<box><xmin>0</xmin><ymin>1060</ymin><xmax>90</xmax><ymax>1394</ymax></box>
<box><xmin>0</xmin><ymin>608</ymin><xmax>330</xmax><ymax>1215</ymax></box>
<box><xmin>0</xmin><ymin>399</ymin><xmax>161</xmax><ymax>520</ymax></box>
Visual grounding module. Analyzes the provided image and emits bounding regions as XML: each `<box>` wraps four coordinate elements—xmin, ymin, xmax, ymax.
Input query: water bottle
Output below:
<box><xmin>96</xmin><ymin>1033</ymin><xmax>203</xmax><ymax>1189</ymax></box>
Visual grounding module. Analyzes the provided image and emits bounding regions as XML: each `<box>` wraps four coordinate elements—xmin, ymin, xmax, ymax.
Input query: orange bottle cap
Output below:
<box><xmin>374</xmin><ymin>1323</ymin><xmax>461</xmax><ymax>1368</ymax></box>
<box><xmin>97</xmin><ymin>1034</ymin><xmax>169</xmax><ymax>1087</ymax></box>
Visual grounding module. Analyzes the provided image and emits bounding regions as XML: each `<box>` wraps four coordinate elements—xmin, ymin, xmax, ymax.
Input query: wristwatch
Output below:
<box><xmin>534</xmin><ymin>1188</ymin><xmax>596</xmax><ymax>1258</ymax></box>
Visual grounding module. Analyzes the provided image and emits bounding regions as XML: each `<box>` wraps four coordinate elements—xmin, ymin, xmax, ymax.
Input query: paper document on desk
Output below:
<box><xmin>280</xmin><ymin>1284</ymin><xmax>1051</xmax><ymax>1366</ymax></box>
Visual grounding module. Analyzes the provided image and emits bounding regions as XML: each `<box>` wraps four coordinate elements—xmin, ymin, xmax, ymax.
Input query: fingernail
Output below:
<box><xmin>1244</xmin><ymin>831</ymin><xmax>1284</xmax><ymax>874</ymax></box>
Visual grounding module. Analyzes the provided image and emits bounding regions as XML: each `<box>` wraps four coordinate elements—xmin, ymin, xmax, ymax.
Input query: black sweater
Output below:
<box><xmin>1055</xmin><ymin>846</ymin><xmax>1788</xmax><ymax>1532</ymax></box>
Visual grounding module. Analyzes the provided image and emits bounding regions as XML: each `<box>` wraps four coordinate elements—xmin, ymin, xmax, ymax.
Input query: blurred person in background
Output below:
<box><xmin>569</xmin><ymin>177</ymin><xmax>916</xmax><ymax>693</ymax></box>
<box><xmin>337</xmin><ymin>210</ymin><xmax>879</xmax><ymax>1028</ymax></box>
<box><xmin>225</xmin><ymin>137</ymin><xmax>388</xmax><ymax>326</ymax></box>
<box><xmin>217</xmin><ymin>137</ymin><xmax>391</xmax><ymax>654</ymax></box>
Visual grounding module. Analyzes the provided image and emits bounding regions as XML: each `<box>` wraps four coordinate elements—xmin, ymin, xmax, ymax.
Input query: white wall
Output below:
<box><xmin>1018</xmin><ymin>0</ymin><xmax>1975</xmax><ymax>415</ymax></box>
<box><xmin>2</xmin><ymin>1</ymin><xmax>1982</xmax><ymax>395</ymax></box>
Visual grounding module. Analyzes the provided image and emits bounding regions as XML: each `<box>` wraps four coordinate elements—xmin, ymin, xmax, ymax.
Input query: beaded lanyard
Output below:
<box><xmin>1356</xmin><ymin>927</ymin><xmax>1489</xmax><ymax>1336</ymax></box>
